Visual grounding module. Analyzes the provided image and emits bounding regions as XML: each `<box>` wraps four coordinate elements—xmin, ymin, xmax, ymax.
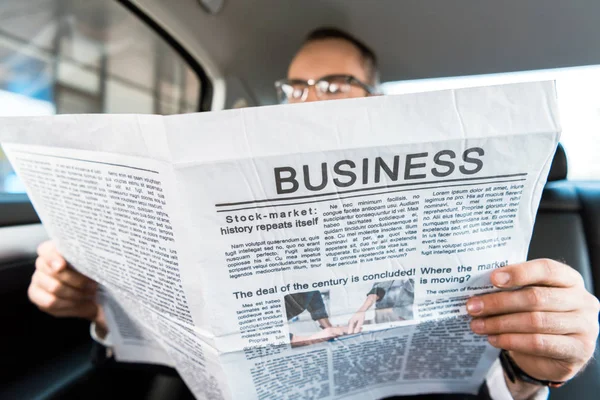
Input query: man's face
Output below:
<box><xmin>285</xmin><ymin>38</ymin><xmax>371</xmax><ymax>103</ymax></box>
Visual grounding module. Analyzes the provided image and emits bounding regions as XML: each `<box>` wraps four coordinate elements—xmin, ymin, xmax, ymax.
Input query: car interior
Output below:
<box><xmin>0</xmin><ymin>1</ymin><xmax>599</xmax><ymax>399</ymax></box>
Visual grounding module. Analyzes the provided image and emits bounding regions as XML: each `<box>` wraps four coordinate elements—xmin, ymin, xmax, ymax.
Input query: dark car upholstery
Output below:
<box><xmin>528</xmin><ymin>143</ymin><xmax>600</xmax><ymax>399</ymax></box>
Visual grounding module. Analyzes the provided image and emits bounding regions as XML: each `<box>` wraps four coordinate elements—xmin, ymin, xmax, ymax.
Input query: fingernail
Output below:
<box><xmin>467</xmin><ymin>298</ymin><xmax>483</xmax><ymax>315</ymax></box>
<box><xmin>494</xmin><ymin>272</ymin><xmax>511</xmax><ymax>287</ymax></box>
<box><xmin>488</xmin><ymin>335</ymin><xmax>498</xmax><ymax>345</ymax></box>
<box><xmin>51</xmin><ymin>260</ymin><xmax>63</xmax><ymax>270</ymax></box>
<box><xmin>471</xmin><ymin>319</ymin><xmax>485</xmax><ymax>333</ymax></box>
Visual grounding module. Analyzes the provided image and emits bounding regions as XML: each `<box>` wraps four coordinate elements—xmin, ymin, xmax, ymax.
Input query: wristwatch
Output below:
<box><xmin>499</xmin><ymin>350</ymin><xmax>567</xmax><ymax>388</ymax></box>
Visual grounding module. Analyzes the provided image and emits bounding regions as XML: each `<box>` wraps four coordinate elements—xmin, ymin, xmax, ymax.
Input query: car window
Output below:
<box><xmin>382</xmin><ymin>66</ymin><xmax>600</xmax><ymax>180</ymax></box>
<box><xmin>0</xmin><ymin>0</ymin><xmax>203</xmax><ymax>193</ymax></box>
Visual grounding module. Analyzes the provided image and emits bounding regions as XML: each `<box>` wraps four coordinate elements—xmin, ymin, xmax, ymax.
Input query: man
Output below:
<box><xmin>29</xmin><ymin>28</ymin><xmax>599</xmax><ymax>400</ymax></box>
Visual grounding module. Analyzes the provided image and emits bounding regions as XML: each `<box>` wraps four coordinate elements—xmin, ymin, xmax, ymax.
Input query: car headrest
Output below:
<box><xmin>548</xmin><ymin>143</ymin><xmax>568</xmax><ymax>181</ymax></box>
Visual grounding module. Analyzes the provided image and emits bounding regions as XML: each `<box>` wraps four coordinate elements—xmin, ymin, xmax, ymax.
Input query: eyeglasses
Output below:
<box><xmin>274</xmin><ymin>74</ymin><xmax>377</xmax><ymax>103</ymax></box>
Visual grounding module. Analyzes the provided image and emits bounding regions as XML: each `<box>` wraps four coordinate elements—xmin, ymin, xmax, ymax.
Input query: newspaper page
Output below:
<box><xmin>0</xmin><ymin>81</ymin><xmax>560</xmax><ymax>400</ymax></box>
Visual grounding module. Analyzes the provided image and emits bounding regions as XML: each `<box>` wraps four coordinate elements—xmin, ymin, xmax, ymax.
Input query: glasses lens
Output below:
<box><xmin>277</xmin><ymin>82</ymin><xmax>307</xmax><ymax>103</ymax></box>
<box><xmin>316</xmin><ymin>77</ymin><xmax>351</xmax><ymax>98</ymax></box>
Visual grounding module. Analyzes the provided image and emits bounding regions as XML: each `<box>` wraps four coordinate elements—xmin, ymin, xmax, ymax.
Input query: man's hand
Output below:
<box><xmin>348</xmin><ymin>293</ymin><xmax>379</xmax><ymax>334</ymax></box>
<box><xmin>290</xmin><ymin>326</ymin><xmax>347</xmax><ymax>347</ymax></box>
<box><xmin>348</xmin><ymin>311</ymin><xmax>366</xmax><ymax>334</ymax></box>
<box><xmin>325</xmin><ymin>326</ymin><xmax>348</xmax><ymax>337</ymax></box>
<box><xmin>467</xmin><ymin>259</ymin><xmax>599</xmax><ymax>393</ymax></box>
<box><xmin>28</xmin><ymin>241</ymin><xmax>106</xmax><ymax>332</ymax></box>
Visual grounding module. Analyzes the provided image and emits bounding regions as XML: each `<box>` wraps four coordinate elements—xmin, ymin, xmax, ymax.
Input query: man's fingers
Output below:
<box><xmin>48</xmin><ymin>301</ymin><xmax>98</xmax><ymax>319</ymax></box>
<box><xmin>355</xmin><ymin>319</ymin><xmax>364</xmax><ymax>333</ymax></box>
<box><xmin>36</xmin><ymin>257</ymin><xmax>96</xmax><ymax>291</ymax></box>
<box><xmin>28</xmin><ymin>283</ymin><xmax>74</xmax><ymax>311</ymax></box>
<box><xmin>348</xmin><ymin>316</ymin><xmax>364</xmax><ymax>334</ymax></box>
<box><xmin>487</xmin><ymin>333</ymin><xmax>588</xmax><ymax>362</ymax></box>
<box><xmin>30</xmin><ymin>241</ymin><xmax>100</xmax><ymax>322</ymax></box>
<box><xmin>56</xmin><ymin>267</ymin><xmax>96</xmax><ymax>291</ymax></box>
<box><xmin>348</xmin><ymin>320</ymin><xmax>357</xmax><ymax>334</ymax></box>
<box><xmin>28</xmin><ymin>283</ymin><xmax>98</xmax><ymax>319</ymax></box>
<box><xmin>467</xmin><ymin>287</ymin><xmax>583</xmax><ymax>317</ymax></box>
<box><xmin>350</xmin><ymin>320</ymin><xmax>363</xmax><ymax>334</ymax></box>
<box><xmin>490</xmin><ymin>259</ymin><xmax>584</xmax><ymax>289</ymax></box>
<box><xmin>37</xmin><ymin>240</ymin><xmax>67</xmax><ymax>271</ymax></box>
<box><xmin>471</xmin><ymin>311</ymin><xmax>586</xmax><ymax>335</ymax></box>
<box><xmin>32</xmin><ymin>269</ymin><xmax>95</xmax><ymax>301</ymax></box>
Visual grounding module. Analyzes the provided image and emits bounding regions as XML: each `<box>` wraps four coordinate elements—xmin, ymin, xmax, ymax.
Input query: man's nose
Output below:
<box><xmin>304</xmin><ymin>86</ymin><xmax>319</xmax><ymax>102</ymax></box>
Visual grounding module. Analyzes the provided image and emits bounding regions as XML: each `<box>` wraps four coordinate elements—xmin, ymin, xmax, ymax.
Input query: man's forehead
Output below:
<box><xmin>287</xmin><ymin>38</ymin><xmax>368</xmax><ymax>81</ymax></box>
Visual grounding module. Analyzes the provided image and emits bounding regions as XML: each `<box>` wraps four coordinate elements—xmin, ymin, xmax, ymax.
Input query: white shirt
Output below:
<box><xmin>91</xmin><ymin>324</ymin><xmax>548</xmax><ymax>400</ymax></box>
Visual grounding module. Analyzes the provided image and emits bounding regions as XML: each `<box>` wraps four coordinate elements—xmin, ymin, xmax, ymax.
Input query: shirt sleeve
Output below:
<box><xmin>367</xmin><ymin>281</ymin><xmax>394</xmax><ymax>300</ymax></box>
<box><xmin>486</xmin><ymin>359</ymin><xmax>549</xmax><ymax>400</ymax></box>
<box><xmin>306</xmin><ymin>291</ymin><xmax>329</xmax><ymax>321</ymax></box>
<box><xmin>90</xmin><ymin>322</ymin><xmax>113</xmax><ymax>347</ymax></box>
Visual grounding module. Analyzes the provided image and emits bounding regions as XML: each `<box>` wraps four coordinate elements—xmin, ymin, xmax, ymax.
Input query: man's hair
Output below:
<box><xmin>303</xmin><ymin>27</ymin><xmax>379</xmax><ymax>86</ymax></box>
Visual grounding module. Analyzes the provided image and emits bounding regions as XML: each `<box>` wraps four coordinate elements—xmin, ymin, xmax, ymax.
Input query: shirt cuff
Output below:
<box><xmin>486</xmin><ymin>359</ymin><xmax>549</xmax><ymax>400</ymax></box>
<box><xmin>90</xmin><ymin>322</ymin><xmax>113</xmax><ymax>347</ymax></box>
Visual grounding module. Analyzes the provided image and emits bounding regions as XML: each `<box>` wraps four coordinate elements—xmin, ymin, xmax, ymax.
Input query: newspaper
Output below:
<box><xmin>0</xmin><ymin>81</ymin><xmax>560</xmax><ymax>400</ymax></box>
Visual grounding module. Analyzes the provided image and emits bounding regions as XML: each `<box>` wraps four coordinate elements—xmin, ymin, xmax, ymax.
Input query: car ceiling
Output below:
<box><xmin>136</xmin><ymin>0</ymin><xmax>600</xmax><ymax>107</ymax></box>
<box><xmin>5</xmin><ymin>0</ymin><xmax>600</xmax><ymax>107</ymax></box>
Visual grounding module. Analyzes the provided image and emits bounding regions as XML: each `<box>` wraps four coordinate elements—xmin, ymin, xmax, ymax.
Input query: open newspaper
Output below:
<box><xmin>1</xmin><ymin>82</ymin><xmax>560</xmax><ymax>399</ymax></box>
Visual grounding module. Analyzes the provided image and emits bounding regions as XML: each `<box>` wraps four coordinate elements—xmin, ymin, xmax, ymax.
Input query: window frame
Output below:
<box><xmin>0</xmin><ymin>0</ymin><xmax>213</xmax><ymax>227</ymax></box>
<box><xmin>117</xmin><ymin>0</ymin><xmax>214</xmax><ymax>113</ymax></box>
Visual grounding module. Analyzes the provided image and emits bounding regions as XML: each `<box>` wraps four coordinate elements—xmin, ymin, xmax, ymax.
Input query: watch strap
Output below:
<box><xmin>499</xmin><ymin>350</ymin><xmax>566</xmax><ymax>388</ymax></box>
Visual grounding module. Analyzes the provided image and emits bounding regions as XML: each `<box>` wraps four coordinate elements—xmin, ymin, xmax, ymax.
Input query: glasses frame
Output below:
<box><xmin>274</xmin><ymin>74</ymin><xmax>377</xmax><ymax>103</ymax></box>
